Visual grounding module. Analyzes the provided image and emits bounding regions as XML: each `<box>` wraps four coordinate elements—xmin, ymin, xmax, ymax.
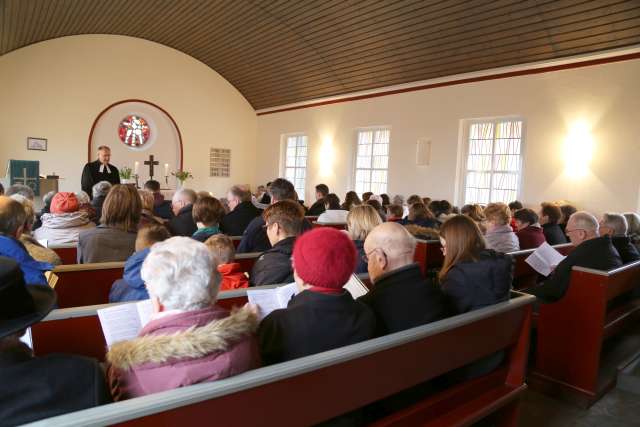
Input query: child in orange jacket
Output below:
<box><xmin>205</xmin><ymin>234</ymin><xmax>249</xmax><ymax>291</ymax></box>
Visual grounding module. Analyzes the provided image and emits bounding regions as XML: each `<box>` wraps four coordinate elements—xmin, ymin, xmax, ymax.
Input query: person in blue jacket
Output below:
<box><xmin>0</xmin><ymin>197</ymin><xmax>52</xmax><ymax>286</ymax></box>
<box><xmin>109</xmin><ymin>225</ymin><xmax>170</xmax><ymax>302</ymax></box>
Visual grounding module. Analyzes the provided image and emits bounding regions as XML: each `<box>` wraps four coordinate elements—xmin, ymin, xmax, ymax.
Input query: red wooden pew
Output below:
<box><xmin>30</xmin><ymin>292</ymin><xmax>535</xmax><ymax>427</ymax></box>
<box><xmin>413</xmin><ymin>239</ymin><xmax>443</xmax><ymax>275</ymax></box>
<box><xmin>231</xmin><ymin>236</ymin><xmax>242</xmax><ymax>248</ymax></box>
<box><xmin>53</xmin><ymin>262</ymin><xmax>125</xmax><ymax>309</ymax></box>
<box><xmin>312</xmin><ymin>221</ymin><xmax>347</xmax><ymax>230</ymax></box>
<box><xmin>49</xmin><ymin>244</ymin><xmax>78</xmax><ymax>265</ymax></box>
<box><xmin>529</xmin><ymin>260</ymin><xmax>640</xmax><ymax>407</ymax></box>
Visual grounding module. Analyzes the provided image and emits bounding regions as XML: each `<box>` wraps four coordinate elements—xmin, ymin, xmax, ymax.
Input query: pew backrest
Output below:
<box><xmin>27</xmin><ymin>292</ymin><xmax>535</xmax><ymax>427</ymax></box>
<box><xmin>509</xmin><ymin>243</ymin><xmax>574</xmax><ymax>290</ymax></box>
<box><xmin>312</xmin><ymin>221</ymin><xmax>347</xmax><ymax>230</ymax></box>
<box><xmin>54</xmin><ymin>262</ymin><xmax>125</xmax><ymax>309</ymax></box>
<box><xmin>235</xmin><ymin>251</ymin><xmax>262</xmax><ymax>273</ymax></box>
<box><xmin>49</xmin><ymin>244</ymin><xmax>77</xmax><ymax>265</ymax></box>
<box><xmin>413</xmin><ymin>239</ymin><xmax>443</xmax><ymax>274</ymax></box>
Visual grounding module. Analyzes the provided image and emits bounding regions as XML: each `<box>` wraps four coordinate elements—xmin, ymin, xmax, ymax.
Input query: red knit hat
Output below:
<box><xmin>293</xmin><ymin>227</ymin><xmax>356</xmax><ymax>289</ymax></box>
<box><xmin>50</xmin><ymin>192</ymin><xmax>79</xmax><ymax>214</ymax></box>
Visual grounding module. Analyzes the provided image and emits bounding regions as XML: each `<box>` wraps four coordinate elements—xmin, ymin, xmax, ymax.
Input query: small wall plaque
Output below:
<box><xmin>27</xmin><ymin>137</ymin><xmax>47</xmax><ymax>151</ymax></box>
<box><xmin>210</xmin><ymin>148</ymin><xmax>231</xmax><ymax>177</ymax></box>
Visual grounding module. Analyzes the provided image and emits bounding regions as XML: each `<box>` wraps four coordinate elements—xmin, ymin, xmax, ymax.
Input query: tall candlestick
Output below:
<box><xmin>134</xmin><ymin>161</ymin><xmax>139</xmax><ymax>174</ymax></box>
<box><xmin>164</xmin><ymin>163</ymin><xmax>169</xmax><ymax>176</ymax></box>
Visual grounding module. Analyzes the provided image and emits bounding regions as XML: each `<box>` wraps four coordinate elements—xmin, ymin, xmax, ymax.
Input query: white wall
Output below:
<box><xmin>0</xmin><ymin>35</ymin><xmax>257</xmax><ymax>196</ymax></box>
<box><xmin>256</xmin><ymin>57</ymin><xmax>640</xmax><ymax>214</ymax></box>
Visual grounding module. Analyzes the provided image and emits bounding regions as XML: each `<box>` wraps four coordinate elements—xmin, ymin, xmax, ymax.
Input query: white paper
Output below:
<box><xmin>136</xmin><ymin>300</ymin><xmax>154</xmax><ymax>328</ymax></box>
<box><xmin>525</xmin><ymin>242</ymin><xmax>566</xmax><ymax>276</ymax></box>
<box><xmin>344</xmin><ymin>274</ymin><xmax>369</xmax><ymax>299</ymax></box>
<box><xmin>20</xmin><ymin>328</ymin><xmax>32</xmax><ymax>349</ymax></box>
<box><xmin>37</xmin><ymin>239</ymin><xmax>48</xmax><ymax>248</ymax></box>
<box><xmin>247</xmin><ymin>283</ymin><xmax>299</xmax><ymax>321</ymax></box>
<box><xmin>98</xmin><ymin>303</ymin><xmax>144</xmax><ymax>348</ymax></box>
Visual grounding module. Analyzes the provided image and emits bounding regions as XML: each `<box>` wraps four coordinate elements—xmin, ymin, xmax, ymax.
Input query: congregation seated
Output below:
<box><xmin>258</xmin><ymin>227</ymin><xmax>376</xmax><ymax>365</ymax></box>
<box><xmin>109</xmin><ymin>225</ymin><xmax>171</xmax><ymax>303</ymax></box>
<box><xmin>192</xmin><ymin>196</ymin><xmax>225</xmax><ymax>242</ymax></box>
<box><xmin>138</xmin><ymin>190</ymin><xmax>165</xmax><ymax>228</ymax></box>
<box><xmin>238</xmin><ymin>178</ymin><xmax>311</xmax><ymax>253</ymax></box>
<box><xmin>514</xmin><ymin>208</ymin><xmax>546</xmax><ymax>249</ymax></box>
<box><xmin>144</xmin><ymin>180</ymin><xmax>173</xmax><ymax>220</ymax></box>
<box><xmin>438</xmin><ymin>215</ymin><xmax>513</xmax><ymax>379</ymax></box>
<box><xmin>168</xmin><ymin>188</ymin><xmax>198</xmax><ymax>236</ymax></box>
<box><xmin>10</xmin><ymin>194</ymin><xmax>61</xmax><ymax>266</ymax></box>
<box><xmin>347</xmin><ymin>204</ymin><xmax>383</xmax><ymax>274</ymax></box>
<box><xmin>483</xmin><ymin>203</ymin><xmax>519</xmax><ymax>253</ymax></box>
<box><xmin>399</xmin><ymin>201</ymin><xmax>438</xmax><ymax>229</ymax></box>
<box><xmin>78</xmin><ymin>185</ymin><xmax>140</xmax><ymax>263</ymax></box>
<box><xmin>316</xmin><ymin>193</ymin><xmax>348</xmax><ymax>223</ymax></box>
<box><xmin>624</xmin><ymin>211</ymin><xmax>640</xmax><ymax>250</ymax></box>
<box><xmin>220</xmin><ymin>185</ymin><xmax>261</xmax><ymax>236</ymax></box>
<box><xmin>598</xmin><ymin>212</ymin><xmax>640</xmax><ymax>264</ymax></box>
<box><xmin>0</xmin><ymin>196</ymin><xmax>52</xmax><ymax>286</ymax></box>
<box><xmin>106</xmin><ymin>237</ymin><xmax>260</xmax><ymax>400</ymax></box>
<box><xmin>306</xmin><ymin>183</ymin><xmax>329</xmax><ymax>216</ymax></box>
<box><xmin>250</xmin><ymin>200</ymin><xmax>303</xmax><ymax>286</ymax></box>
<box><xmin>528</xmin><ymin>211</ymin><xmax>623</xmax><ymax>303</ymax></box>
<box><xmin>34</xmin><ymin>192</ymin><xmax>96</xmax><ymax>245</ymax></box>
<box><xmin>0</xmin><ymin>257</ymin><xmax>111</xmax><ymax>425</ymax></box>
<box><xmin>358</xmin><ymin>222</ymin><xmax>447</xmax><ymax>336</ymax></box>
<box><xmin>366</xmin><ymin>197</ymin><xmax>387</xmax><ymax>221</ymax></box>
<box><xmin>341</xmin><ymin>190</ymin><xmax>361</xmax><ymax>211</ymax></box>
<box><xmin>540</xmin><ymin>202</ymin><xmax>568</xmax><ymax>245</ymax></box>
<box><xmin>429</xmin><ymin>199</ymin><xmax>455</xmax><ymax>225</ymax></box>
<box><xmin>559</xmin><ymin>203</ymin><xmax>577</xmax><ymax>235</ymax></box>
<box><xmin>90</xmin><ymin>180</ymin><xmax>112</xmax><ymax>225</ymax></box>
<box><xmin>205</xmin><ymin>234</ymin><xmax>249</xmax><ymax>290</ymax></box>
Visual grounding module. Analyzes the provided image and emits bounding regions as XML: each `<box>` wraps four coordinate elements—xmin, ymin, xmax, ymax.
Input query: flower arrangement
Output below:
<box><xmin>172</xmin><ymin>170</ymin><xmax>193</xmax><ymax>184</ymax></box>
<box><xmin>119</xmin><ymin>166</ymin><xmax>133</xmax><ymax>180</ymax></box>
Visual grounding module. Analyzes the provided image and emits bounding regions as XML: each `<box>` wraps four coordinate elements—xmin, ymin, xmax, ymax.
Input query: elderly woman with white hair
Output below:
<box><xmin>91</xmin><ymin>180</ymin><xmax>112</xmax><ymax>224</ymax></box>
<box><xmin>106</xmin><ymin>237</ymin><xmax>260</xmax><ymax>400</ymax></box>
<box><xmin>599</xmin><ymin>213</ymin><xmax>640</xmax><ymax>263</ymax></box>
<box><xmin>623</xmin><ymin>212</ymin><xmax>640</xmax><ymax>250</ymax></box>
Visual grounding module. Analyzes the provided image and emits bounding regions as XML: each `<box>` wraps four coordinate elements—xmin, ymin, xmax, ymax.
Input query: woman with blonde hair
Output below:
<box><xmin>78</xmin><ymin>184</ymin><xmax>142</xmax><ymax>263</ymax></box>
<box><xmin>483</xmin><ymin>203</ymin><xmax>519</xmax><ymax>253</ymax></box>
<box><xmin>347</xmin><ymin>204</ymin><xmax>383</xmax><ymax>273</ymax></box>
<box><xmin>438</xmin><ymin>215</ymin><xmax>513</xmax><ymax>379</ymax></box>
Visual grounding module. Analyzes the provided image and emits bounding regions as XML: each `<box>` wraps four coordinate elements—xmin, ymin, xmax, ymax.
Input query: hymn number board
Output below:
<box><xmin>210</xmin><ymin>148</ymin><xmax>231</xmax><ymax>177</ymax></box>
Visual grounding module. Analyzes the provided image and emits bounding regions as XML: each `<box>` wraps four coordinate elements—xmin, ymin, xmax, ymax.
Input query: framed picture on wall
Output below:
<box><xmin>27</xmin><ymin>137</ymin><xmax>47</xmax><ymax>151</ymax></box>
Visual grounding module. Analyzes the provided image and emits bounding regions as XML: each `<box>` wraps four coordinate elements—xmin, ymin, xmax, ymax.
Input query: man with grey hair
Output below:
<box><xmin>91</xmin><ymin>181</ymin><xmax>112</xmax><ymax>224</ymax></box>
<box><xmin>529</xmin><ymin>211</ymin><xmax>622</xmax><ymax>303</ymax></box>
<box><xmin>599</xmin><ymin>213</ymin><xmax>640</xmax><ymax>263</ymax></box>
<box><xmin>357</xmin><ymin>222</ymin><xmax>447</xmax><ymax>336</ymax></box>
<box><xmin>221</xmin><ymin>185</ymin><xmax>260</xmax><ymax>236</ymax></box>
<box><xmin>168</xmin><ymin>188</ymin><xmax>198</xmax><ymax>236</ymax></box>
<box><xmin>5</xmin><ymin>184</ymin><xmax>35</xmax><ymax>201</ymax></box>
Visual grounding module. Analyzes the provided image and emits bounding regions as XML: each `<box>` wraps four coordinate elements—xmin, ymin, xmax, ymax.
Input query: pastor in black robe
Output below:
<box><xmin>81</xmin><ymin>160</ymin><xmax>120</xmax><ymax>199</ymax></box>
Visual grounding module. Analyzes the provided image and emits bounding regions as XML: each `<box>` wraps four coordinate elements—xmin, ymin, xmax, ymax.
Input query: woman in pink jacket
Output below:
<box><xmin>106</xmin><ymin>237</ymin><xmax>260</xmax><ymax>400</ymax></box>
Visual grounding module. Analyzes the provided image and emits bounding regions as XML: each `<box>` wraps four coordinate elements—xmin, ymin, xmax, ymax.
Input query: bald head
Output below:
<box><xmin>364</xmin><ymin>222</ymin><xmax>416</xmax><ymax>282</ymax></box>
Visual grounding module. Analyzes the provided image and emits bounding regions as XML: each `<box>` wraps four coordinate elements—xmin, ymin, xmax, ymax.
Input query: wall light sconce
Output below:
<box><xmin>318</xmin><ymin>136</ymin><xmax>334</xmax><ymax>178</ymax></box>
<box><xmin>564</xmin><ymin>121</ymin><xmax>593</xmax><ymax>178</ymax></box>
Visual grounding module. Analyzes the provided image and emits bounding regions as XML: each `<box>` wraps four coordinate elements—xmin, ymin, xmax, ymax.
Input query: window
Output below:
<box><xmin>355</xmin><ymin>128</ymin><xmax>390</xmax><ymax>195</ymax></box>
<box><xmin>463</xmin><ymin>119</ymin><xmax>523</xmax><ymax>205</ymax></box>
<box><xmin>283</xmin><ymin>134</ymin><xmax>308</xmax><ymax>197</ymax></box>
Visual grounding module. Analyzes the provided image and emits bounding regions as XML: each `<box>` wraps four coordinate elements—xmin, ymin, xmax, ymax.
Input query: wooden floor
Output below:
<box><xmin>520</xmin><ymin>388</ymin><xmax>640</xmax><ymax>427</ymax></box>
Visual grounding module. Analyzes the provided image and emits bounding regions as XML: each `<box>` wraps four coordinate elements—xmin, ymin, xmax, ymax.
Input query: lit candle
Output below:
<box><xmin>134</xmin><ymin>161</ymin><xmax>139</xmax><ymax>174</ymax></box>
<box><xmin>164</xmin><ymin>163</ymin><xmax>169</xmax><ymax>176</ymax></box>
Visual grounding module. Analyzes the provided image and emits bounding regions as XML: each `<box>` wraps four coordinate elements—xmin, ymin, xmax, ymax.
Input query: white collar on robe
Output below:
<box><xmin>99</xmin><ymin>163</ymin><xmax>111</xmax><ymax>174</ymax></box>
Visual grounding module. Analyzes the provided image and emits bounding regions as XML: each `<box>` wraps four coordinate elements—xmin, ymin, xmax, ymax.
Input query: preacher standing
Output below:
<box><xmin>81</xmin><ymin>146</ymin><xmax>120</xmax><ymax>199</ymax></box>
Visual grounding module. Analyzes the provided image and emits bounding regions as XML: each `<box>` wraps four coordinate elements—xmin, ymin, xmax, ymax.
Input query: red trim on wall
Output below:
<box><xmin>87</xmin><ymin>99</ymin><xmax>184</xmax><ymax>170</ymax></box>
<box><xmin>257</xmin><ymin>52</ymin><xmax>640</xmax><ymax>116</ymax></box>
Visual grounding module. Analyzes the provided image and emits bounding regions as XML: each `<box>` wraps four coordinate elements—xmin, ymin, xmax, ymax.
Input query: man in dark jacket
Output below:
<box><xmin>306</xmin><ymin>183</ymin><xmax>329</xmax><ymax>216</ymax></box>
<box><xmin>0</xmin><ymin>257</ymin><xmax>111</xmax><ymax>425</ymax></box>
<box><xmin>168</xmin><ymin>188</ymin><xmax>197</xmax><ymax>236</ymax></box>
<box><xmin>599</xmin><ymin>213</ymin><xmax>640</xmax><ymax>264</ymax></box>
<box><xmin>81</xmin><ymin>145</ymin><xmax>120</xmax><ymax>199</ymax></box>
<box><xmin>529</xmin><ymin>211</ymin><xmax>623</xmax><ymax>303</ymax></box>
<box><xmin>238</xmin><ymin>178</ymin><xmax>311</xmax><ymax>253</ymax></box>
<box><xmin>250</xmin><ymin>200</ymin><xmax>304</xmax><ymax>286</ymax></box>
<box><xmin>358</xmin><ymin>222</ymin><xmax>448</xmax><ymax>336</ymax></box>
<box><xmin>221</xmin><ymin>186</ymin><xmax>261</xmax><ymax>236</ymax></box>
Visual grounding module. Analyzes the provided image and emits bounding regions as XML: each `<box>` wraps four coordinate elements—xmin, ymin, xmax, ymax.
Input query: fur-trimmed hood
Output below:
<box><xmin>107</xmin><ymin>305</ymin><xmax>258</xmax><ymax>371</ymax></box>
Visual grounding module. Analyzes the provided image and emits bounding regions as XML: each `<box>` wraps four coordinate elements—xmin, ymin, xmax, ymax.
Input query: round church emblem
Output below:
<box><xmin>119</xmin><ymin>115</ymin><xmax>151</xmax><ymax>147</ymax></box>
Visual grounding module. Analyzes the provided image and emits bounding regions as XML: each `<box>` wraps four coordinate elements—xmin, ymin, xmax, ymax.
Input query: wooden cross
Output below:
<box><xmin>144</xmin><ymin>155</ymin><xmax>159</xmax><ymax>178</ymax></box>
<box><xmin>15</xmin><ymin>167</ymin><xmax>37</xmax><ymax>188</ymax></box>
